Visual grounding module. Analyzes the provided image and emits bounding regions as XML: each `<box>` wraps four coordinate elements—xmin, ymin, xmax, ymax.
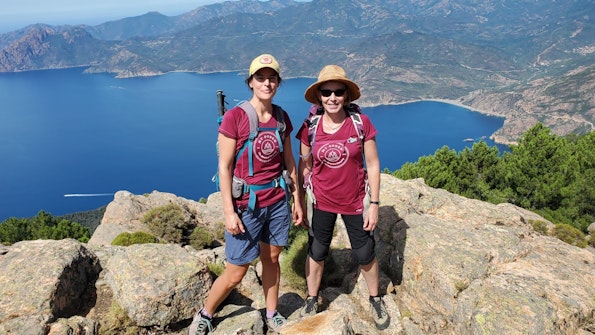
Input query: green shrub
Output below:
<box><xmin>207</xmin><ymin>262</ymin><xmax>225</xmax><ymax>277</ymax></box>
<box><xmin>455</xmin><ymin>279</ymin><xmax>470</xmax><ymax>292</ymax></box>
<box><xmin>529</xmin><ymin>220</ymin><xmax>549</xmax><ymax>235</ymax></box>
<box><xmin>111</xmin><ymin>231</ymin><xmax>159</xmax><ymax>246</ymax></box>
<box><xmin>285</xmin><ymin>225</ymin><xmax>306</xmax><ymax>252</ymax></box>
<box><xmin>99</xmin><ymin>301</ymin><xmax>139</xmax><ymax>335</ymax></box>
<box><xmin>0</xmin><ymin>211</ymin><xmax>90</xmax><ymax>245</ymax></box>
<box><xmin>553</xmin><ymin>223</ymin><xmax>587</xmax><ymax>248</ymax></box>
<box><xmin>199</xmin><ymin>197</ymin><xmax>207</xmax><ymax>204</ymax></box>
<box><xmin>57</xmin><ymin>206</ymin><xmax>106</xmax><ymax>235</ymax></box>
<box><xmin>280</xmin><ymin>229</ymin><xmax>309</xmax><ymax>292</ymax></box>
<box><xmin>189</xmin><ymin>226</ymin><xmax>216</xmax><ymax>250</ymax></box>
<box><xmin>142</xmin><ymin>203</ymin><xmax>188</xmax><ymax>243</ymax></box>
<box><xmin>280</xmin><ymin>226</ymin><xmax>343</xmax><ymax>292</ymax></box>
<box><xmin>588</xmin><ymin>233</ymin><xmax>595</xmax><ymax>248</ymax></box>
<box><xmin>213</xmin><ymin>222</ymin><xmax>226</xmax><ymax>241</ymax></box>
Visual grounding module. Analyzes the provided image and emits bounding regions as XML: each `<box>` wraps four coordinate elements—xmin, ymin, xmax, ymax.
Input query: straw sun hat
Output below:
<box><xmin>304</xmin><ymin>65</ymin><xmax>360</xmax><ymax>104</ymax></box>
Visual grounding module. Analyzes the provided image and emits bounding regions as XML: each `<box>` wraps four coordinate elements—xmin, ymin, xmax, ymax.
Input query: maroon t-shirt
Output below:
<box><xmin>219</xmin><ymin>104</ymin><xmax>293</xmax><ymax>209</ymax></box>
<box><xmin>297</xmin><ymin>112</ymin><xmax>377</xmax><ymax>215</ymax></box>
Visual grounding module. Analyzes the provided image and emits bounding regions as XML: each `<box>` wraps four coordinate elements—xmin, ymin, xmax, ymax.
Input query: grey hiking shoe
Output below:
<box><xmin>188</xmin><ymin>311</ymin><xmax>213</xmax><ymax>335</ymax></box>
<box><xmin>299</xmin><ymin>295</ymin><xmax>319</xmax><ymax>317</ymax></box>
<box><xmin>370</xmin><ymin>296</ymin><xmax>390</xmax><ymax>330</ymax></box>
<box><xmin>266</xmin><ymin>311</ymin><xmax>287</xmax><ymax>333</ymax></box>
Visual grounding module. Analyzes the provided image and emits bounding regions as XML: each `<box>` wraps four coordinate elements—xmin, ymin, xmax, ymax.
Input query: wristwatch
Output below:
<box><xmin>370</xmin><ymin>201</ymin><xmax>380</xmax><ymax>205</ymax></box>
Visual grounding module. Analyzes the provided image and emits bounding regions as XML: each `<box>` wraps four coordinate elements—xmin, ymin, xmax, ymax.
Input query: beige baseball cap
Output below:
<box><xmin>249</xmin><ymin>54</ymin><xmax>281</xmax><ymax>76</ymax></box>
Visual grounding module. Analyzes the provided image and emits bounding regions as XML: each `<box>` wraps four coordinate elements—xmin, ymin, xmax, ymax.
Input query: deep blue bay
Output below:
<box><xmin>0</xmin><ymin>68</ymin><xmax>506</xmax><ymax>221</ymax></box>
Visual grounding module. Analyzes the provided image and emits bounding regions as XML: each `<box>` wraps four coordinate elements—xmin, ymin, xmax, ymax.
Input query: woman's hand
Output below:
<box><xmin>292</xmin><ymin>200</ymin><xmax>305</xmax><ymax>228</ymax></box>
<box><xmin>225</xmin><ymin>212</ymin><xmax>245</xmax><ymax>235</ymax></box>
<box><xmin>363</xmin><ymin>204</ymin><xmax>379</xmax><ymax>231</ymax></box>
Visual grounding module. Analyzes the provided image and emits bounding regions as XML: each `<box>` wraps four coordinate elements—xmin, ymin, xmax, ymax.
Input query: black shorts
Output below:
<box><xmin>309</xmin><ymin>208</ymin><xmax>375</xmax><ymax>265</ymax></box>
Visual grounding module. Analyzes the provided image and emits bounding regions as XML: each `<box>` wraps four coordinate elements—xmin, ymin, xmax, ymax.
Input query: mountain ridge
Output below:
<box><xmin>0</xmin><ymin>0</ymin><xmax>593</xmax><ymax>144</ymax></box>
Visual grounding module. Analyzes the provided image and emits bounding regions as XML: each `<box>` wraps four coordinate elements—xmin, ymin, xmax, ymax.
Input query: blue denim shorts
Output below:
<box><xmin>225</xmin><ymin>199</ymin><xmax>291</xmax><ymax>266</ymax></box>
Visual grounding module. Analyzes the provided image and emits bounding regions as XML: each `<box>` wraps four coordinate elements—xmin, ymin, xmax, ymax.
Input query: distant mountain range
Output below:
<box><xmin>0</xmin><ymin>0</ymin><xmax>593</xmax><ymax>143</ymax></box>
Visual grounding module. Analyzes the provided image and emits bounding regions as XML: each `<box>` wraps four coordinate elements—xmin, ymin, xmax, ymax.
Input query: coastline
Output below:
<box><xmin>372</xmin><ymin>98</ymin><xmax>514</xmax><ymax>146</ymax></box>
<box><xmin>391</xmin><ymin>98</ymin><xmax>485</xmax><ymax>114</ymax></box>
<box><xmin>4</xmin><ymin>67</ymin><xmax>516</xmax><ymax>145</ymax></box>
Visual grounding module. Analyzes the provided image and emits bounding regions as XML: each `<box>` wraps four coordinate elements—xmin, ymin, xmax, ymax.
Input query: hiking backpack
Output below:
<box><xmin>212</xmin><ymin>94</ymin><xmax>288</xmax><ymax>211</ymax></box>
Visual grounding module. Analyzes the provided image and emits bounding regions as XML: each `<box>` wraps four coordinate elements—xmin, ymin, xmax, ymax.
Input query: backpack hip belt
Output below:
<box><xmin>242</xmin><ymin>175</ymin><xmax>287</xmax><ymax>211</ymax></box>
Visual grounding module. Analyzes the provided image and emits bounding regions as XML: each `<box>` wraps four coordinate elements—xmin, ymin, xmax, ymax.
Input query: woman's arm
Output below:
<box><xmin>363</xmin><ymin>137</ymin><xmax>380</xmax><ymax>231</ymax></box>
<box><xmin>297</xmin><ymin>142</ymin><xmax>313</xmax><ymax>228</ymax></box>
<box><xmin>283</xmin><ymin>136</ymin><xmax>304</xmax><ymax>226</ymax></box>
<box><xmin>218</xmin><ymin>133</ymin><xmax>245</xmax><ymax>234</ymax></box>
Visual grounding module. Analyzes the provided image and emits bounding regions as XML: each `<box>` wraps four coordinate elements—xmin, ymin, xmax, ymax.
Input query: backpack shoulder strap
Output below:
<box><xmin>273</xmin><ymin>104</ymin><xmax>286</xmax><ymax>134</ymax></box>
<box><xmin>345</xmin><ymin>103</ymin><xmax>365</xmax><ymax>141</ymax></box>
<box><xmin>306</xmin><ymin>105</ymin><xmax>324</xmax><ymax>147</ymax></box>
<box><xmin>238</xmin><ymin>100</ymin><xmax>259</xmax><ymax>139</ymax></box>
<box><xmin>307</xmin><ymin>114</ymin><xmax>321</xmax><ymax>147</ymax></box>
<box><xmin>237</xmin><ymin>101</ymin><xmax>258</xmax><ymax>176</ymax></box>
<box><xmin>348</xmin><ymin>111</ymin><xmax>365</xmax><ymax>142</ymax></box>
<box><xmin>346</xmin><ymin>105</ymin><xmax>366</xmax><ymax>168</ymax></box>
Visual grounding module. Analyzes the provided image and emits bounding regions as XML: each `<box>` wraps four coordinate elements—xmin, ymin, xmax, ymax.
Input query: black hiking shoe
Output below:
<box><xmin>299</xmin><ymin>295</ymin><xmax>319</xmax><ymax>317</ymax></box>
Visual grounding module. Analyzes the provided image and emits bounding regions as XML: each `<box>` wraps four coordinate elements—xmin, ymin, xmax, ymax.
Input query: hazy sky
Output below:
<box><xmin>0</xmin><ymin>0</ymin><xmax>225</xmax><ymax>33</ymax></box>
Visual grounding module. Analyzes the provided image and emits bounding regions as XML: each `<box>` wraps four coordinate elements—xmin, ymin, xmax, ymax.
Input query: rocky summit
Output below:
<box><xmin>1</xmin><ymin>174</ymin><xmax>594</xmax><ymax>334</ymax></box>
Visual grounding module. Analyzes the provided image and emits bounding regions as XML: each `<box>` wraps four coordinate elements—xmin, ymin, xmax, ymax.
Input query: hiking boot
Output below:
<box><xmin>370</xmin><ymin>296</ymin><xmax>390</xmax><ymax>330</ymax></box>
<box><xmin>266</xmin><ymin>311</ymin><xmax>287</xmax><ymax>333</ymax></box>
<box><xmin>299</xmin><ymin>295</ymin><xmax>319</xmax><ymax>317</ymax></box>
<box><xmin>187</xmin><ymin>311</ymin><xmax>213</xmax><ymax>335</ymax></box>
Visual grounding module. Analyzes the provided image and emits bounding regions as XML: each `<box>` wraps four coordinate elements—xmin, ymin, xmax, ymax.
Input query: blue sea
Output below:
<box><xmin>0</xmin><ymin>68</ymin><xmax>506</xmax><ymax>221</ymax></box>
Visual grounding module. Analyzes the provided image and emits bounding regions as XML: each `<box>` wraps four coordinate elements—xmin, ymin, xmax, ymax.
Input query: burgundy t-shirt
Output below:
<box><xmin>219</xmin><ymin>104</ymin><xmax>293</xmax><ymax>209</ymax></box>
<box><xmin>297</xmin><ymin>113</ymin><xmax>377</xmax><ymax>215</ymax></box>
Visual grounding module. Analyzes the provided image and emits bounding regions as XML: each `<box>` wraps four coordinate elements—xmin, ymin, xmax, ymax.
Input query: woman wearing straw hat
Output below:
<box><xmin>295</xmin><ymin>65</ymin><xmax>389</xmax><ymax>330</ymax></box>
<box><xmin>188</xmin><ymin>54</ymin><xmax>304</xmax><ymax>335</ymax></box>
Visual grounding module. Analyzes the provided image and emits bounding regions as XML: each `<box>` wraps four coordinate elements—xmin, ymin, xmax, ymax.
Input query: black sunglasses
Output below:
<box><xmin>319</xmin><ymin>88</ymin><xmax>346</xmax><ymax>97</ymax></box>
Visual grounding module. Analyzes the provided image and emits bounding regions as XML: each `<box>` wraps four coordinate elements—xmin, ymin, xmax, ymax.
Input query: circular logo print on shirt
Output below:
<box><xmin>254</xmin><ymin>132</ymin><xmax>279</xmax><ymax>163</ymax></box>
<box><xmin>316</xmin><ymin>142</ymin><xmax>349</xmax><ymax>168</ymax></box>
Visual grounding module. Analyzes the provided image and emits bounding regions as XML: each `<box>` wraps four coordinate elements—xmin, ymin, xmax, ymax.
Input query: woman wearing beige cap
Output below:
<box><xmin>295</xmin><ymin>65</ymin><xmax>389</xmax><ymax>330</ymax></box>
<box><xmin>188</xmin><ymin>54</ymin><xmax>304</xmax><ymax>334</ymax></box>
